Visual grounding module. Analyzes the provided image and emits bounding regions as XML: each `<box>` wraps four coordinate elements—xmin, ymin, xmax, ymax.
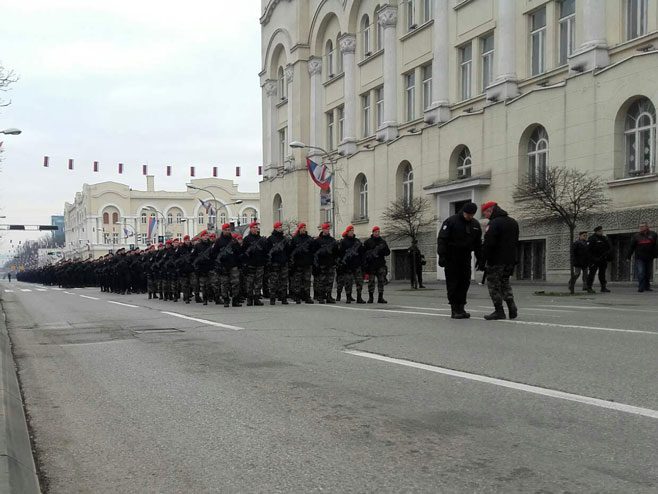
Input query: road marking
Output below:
<box><xmin>326</xmin><ymin>305</ymin><xmax>657</xmax><ymax>335</ymax></box>
<box><xmin>20</xmin><ymin>289</ymin><xmax>32</xmax><ymax>292</ymax></box>
<box><xmin>344</xmin><ymin>350</ymin><xmax>658</xmax><ymax>420</ymax></box>
<box><xmin>4</xmin><ymin>290</ymin><xmax>14</xmax><ymax>293</ymax></box>
<box><xmin>161</xmin><ymin>311</ymin><xmax>243</xmax><ymax>331</ymax></box>
<box><xmin>79</xmin><ymin>295</ymin><xmax>100</xmax><ymax>300</ymax></box>
<box><xmin>63</xmin><ymin>291</ymin><xmax>75</xmax><ymax>295</ymax></box>
<box><xmin>536</xmin><ymin>304</ymin><xmax>658</xmax><ymax>314</ymax></box>
<box><xmin>108</xmin><ymin>301</ymin><xmax>139</xmax><ymax>308</ymax></box>
<box><xmin>36</xmin><ymin>289</ymin><xmax>48</xmax><ymax>292</ymax></box>
<box><xmin>51</xmin><ymin>288</ymin><xmax>64</xmax><ymax>291</ymax></box>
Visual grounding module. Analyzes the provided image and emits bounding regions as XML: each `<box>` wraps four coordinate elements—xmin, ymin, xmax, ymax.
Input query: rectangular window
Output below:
<box><xmin>363</xmin><ymin>23</ymin><xmax>371</xmax><ymax>57</ymax></box>
<box><xmin>103</xmin><ymin>233</ymin><xmax>110</xmax><ymax>244</ymax></box>
<box><xmin>423</xmin><ymin>0</ymin><xmax>432</xmax><ymax>23</ymax></box>
<box><xmin>531</xmin><ymin>8</ymin><xmax>546</xmax><ymax>76</ymax></box>
<box><xmin>362</xmin><ymin>93</ymin><xmax>371</xmax><ymax>137</ymax></box>
<box><xmin>626</xmin><ymin>0</ymin><xmax>648</xmax><ymax>40</ymax></box>
<box><xmin>338</xmin><ymin>106</ymin><xmax>345</xmax><ymax>142</ymax></box>
<box><xmin>327</xmin><ymin>112</ymin><xmax>335</xmax><ymax>151</ymax></box>
<box><xmin>405</xmin><ymin>72</ymin><xmax>415</xmax><ymax>121</ymax></box>
<box><xmin>559</xmin><ymin>0</ymin><xmax>576</xmax><ymax>66</ymax></box>
<box><xmin>407</xmin><ymin>0</ymin><xmax>416</xmax><ymax>31</ymax></box>
<box><xmin>376</xmin><ymin>9</ymin><xmax>383</xmax><ymax>50</ymax></box>
<box><xmin>460</xmin><ymin>43</ymin><xmax>472</xmax><ymax>101</ymax></box>
<box><xmin>198</xmin><ymin>213</ymin><xmax>204</xmax><ymax>225</ymax></box>
<box><xmin>422</xmin><ymin>64</ymin><xmax>432</xmax><ymax>110</ymax></box>
<box><xmin>113</xmin><ymin>233</ymin><xmax>119</xmax><ymax>245</ymax></box>
<box><xmin>278</xmin><ymin>128</ymin><xmax>287</xmax><ymax>166</ymax></box>
<box><xmin>481</xmin><ymin>34</ymin><xmax>494</xmax><ymax>92</ymax></box>
<box><xmin>375</xmin><ymin>87</ymin><xmax>384</xmax><ymax>129</ymax></box>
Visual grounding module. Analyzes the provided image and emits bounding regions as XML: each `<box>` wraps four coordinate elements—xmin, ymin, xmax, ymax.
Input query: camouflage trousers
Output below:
<box><xmin>147</xmin><ymin>275</ymin><xmax>156</xmax><ymax>294</ymax></box>
<box><xmin>269</xmin><ymin>264</ymin><xmax>289</xmax><ymax>299</ymax></box>
<box><xmin>245</xmin><ymin>265</ymin><xmax>264</xmax><ymax>299</ymax></box>
<box><xmin>486</xmin><ymin>264</ymin><xmax>515</xmax><ymax>305</ymax></box>
<box><xmin>179</xmin><ymin>274</ymin><xmax>191</xmax><ymax>300</ymax></box>
<box><xmin>155</xmin><ymin>276</ymin><xmax>164</xmax><ymax>293</ymax></box>
<box><xmin>315</xmin><ymin>265</ymin><xmax>335</xmax><ymax>300</ymax></box>
<box><xmin>335</xmin><ymin>269</ymin><xmax>346</xmax><ymax>294</ymax></box>
<box><xmin>209</xmin><ymin>271</ymin><xmax>220</xmax><ymax>300</ymax></box>
<box><xmin>218</xmin><ymin>267</ymin><xmax>240</xmax><ymax>299</ymax></box>
<box><xmin>367</xmin><ymin>266</ymin><xmax>387</xmax><ymax>294</ymax></box>
<box><xmin>292</xmin><ymin>265</ymin><xmax>312</xmax><ymax>299</ymax></box>
<box><xmin>343</xmin><ymin>266</ymin><xmax>364</xmax><ymax>296</ymax></box>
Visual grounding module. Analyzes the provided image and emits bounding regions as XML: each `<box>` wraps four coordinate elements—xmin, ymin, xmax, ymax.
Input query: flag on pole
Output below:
<box><xmin>199</xmin><ymin>198</ymin><xmax>214</xmax><ymax>215</ymax></box>
<box><xmin>258</xmin><ymin>166</ymin><xmax>262</xmax><ymax>176</ymax></box>
<box><xmin>190</xmin><ymin>166</ymin><xmax>195</xmax><ymax>177</ymax></box>
<box><xmin>142</xmin><ymin>165</ymin><xmax>148</xmax><ymax>175</ymax></box>
<box><xmin>123</xmin><ymin>228</ymin><xmax>133</xmax><ymax>237</ymax></box>
<box><xmin>43</xmin><ymin>156</ymin><xmax>49</xmax><ymax>167</ymax></box>
<box><xmin>306</xmin><ymin>158</ymin><xmax>332</xmax><ymax>190</ymax></box>
<box><xmin>235</xmin><ymin>166</ymin><xmax>240</xmax><ymax>177</ymax></box>
<box><xmin>118</xmin><ymin>163</ymin><xmax>124</xmax><ymax>174</ymax></box>
<box><xmin>93</xmin><ymin>161</ymin><xmax>99</xmax><ymax>172</ymax></box>
<box><xmin>147</xmin><ymin>216</ymin><xmax>157</xmax><ymax>238</ymax></box>
<box><xmin>213</xmin><ymin>167</ymin><xmax>217</xmax><ymax>177</ymax></box>
<box><xmin>68</xmin><ymin>159</ymin><xmax>74</xmax><ymax>170</ymax></box>
<box><xmin>166</xmin><ymin>165</ymin><xmax>172</xmax><ymax>176</ymax></box>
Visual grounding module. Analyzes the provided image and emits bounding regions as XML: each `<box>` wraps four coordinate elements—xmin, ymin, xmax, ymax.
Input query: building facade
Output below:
<box><xmin>64</xmin><ymin>176</ymin><xmax>260</xmax><ymax>259</ymax></box>
<box><xmin>260</xmin><ymin>0</ymin><xmax>658</xmax><ymax>282</ymax></box>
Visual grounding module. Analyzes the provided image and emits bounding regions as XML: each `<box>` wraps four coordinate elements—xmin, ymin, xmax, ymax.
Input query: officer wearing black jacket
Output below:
<box><xmin>267</xmin><ymin>222</ymin><xmax>291</xmax><ymax>305</ymax></box>
<box><xmin>314</xmin><ymin>222</ymin><xmax>338</xmax><ymax>304</ymax></box>
<box><xmin>338</xmin><ymin>225</ymin><xmax>366</xmax><ymax>304</ymax></box>
<box><xmin>241</xmin><ymin>222</ymin><xmax>269</xmax><ymax>306</ymax></box>
<box><xmin>290</xmin><ymin>223</ymin><xmax>316</xmax><ymax>304</ymax></box>
<box><xmin>213</xmin><ymin>224</ymin><xmax>242</xmax><ymax>307</ymax></box>
<box><xmin>627</xmin><ymin>222</ymin><xmax>658</xmax><ymax>292</ymax></box>
<box><xmin>481</xmin><ymin>202</ymin><xmax>519</xmax><ymax>320</ymax></box>
<box><xmin>586</xmin><ymin>226</ymin><xmax>612</xmax><ymax>293</ymax></box>
<box><xmin>437</xmin><ymin>202</ymin><xmax>482</xmax><ymax>319</ymax></box>
<box><xmin>363</xmin><ymin>226</ymin><xmax>391</xmax><ymax>304</ymax></box>
<box><xmin>568</xmin><ymin>231</ymin><xmax>590</xmax><ymax>294</ymax></box>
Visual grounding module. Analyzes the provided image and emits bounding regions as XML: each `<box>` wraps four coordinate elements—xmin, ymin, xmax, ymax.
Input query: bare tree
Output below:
<box><xmin>0</xmin><ymin>63</ymin><xmax>18</xmax><ymax>108</ymax></box>
<box><xmin>515</xmin><ymin>166</ymin><xmax>610</xmax><ymax>281</ymax></box>
<box><xmin>281</xmin><ymin>218</ymin><xmax>300</xmax><ymax>237</ymax></box>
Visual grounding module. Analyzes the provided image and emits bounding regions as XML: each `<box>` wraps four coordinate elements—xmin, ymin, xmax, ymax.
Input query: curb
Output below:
<box><xmin>0</xmin><ymin>305</ymin><xmax>41</xmax><ymax>494</ymax></box>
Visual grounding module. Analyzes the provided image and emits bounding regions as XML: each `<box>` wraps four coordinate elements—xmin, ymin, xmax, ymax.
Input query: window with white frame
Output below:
<box><xmin>422</xmin><ymin>64</ymin><xmax>432</xmax><ymax>110</ymax></box>
<box><xmin>104</xmin><ymin>233</ymin><xmax>111</xmax><ymax>244</ymax></box>
<box><xmin>358</xmin><ymin>175</ymin><xmax>368</xmax><ymax>219</ymax></box>
<box><xmin>338</xmin><ymin>105</ymin><xmax>345</xmax><ymax>142</ymax></box>
<box><xmin>423</xmin><ymin>0</ymin><xmax>432</xmax><ymax>23</ymax></box>
<box><xmin>407</xmin><ymin>0</ymin><xmax>416</xmax><ymax>30</ymax></box>
<box><xmin>460</xmin><ymin>43</ymin><xmax>472</xmax><ymax>101</ymax></box>
<box><xmin>250</xmin><ymin>211</ymin><xmax>258</xmax><ymax>222</ymax></box>
<box><xmin>559</xmin><ymin>0</ymin><xmax>575</xmax><ymax>66</ymax></box>
<box><xmin>198</xmin><ymin>212</ymin><xmax>204</xmax><ymax>225</ymax></box>
<box><xmin>176</xmin><ymin>233</ymin><xmax>182</xmax><ymax>241</ymax></box>
<box><xmin>167</xmin><ymin>213</ymin><xmax>173</xmax><ymax>225</ymax></box>
<box><xmin>327</xmin><ymin>111</ymin><xmax>335</xmax><ymax>151</ymax></box>
<box><xmin>625</xmin><ymin>98</ymin><xmax>656</xmax><ymax>176</ymax></box>
<box><xmin>362</xmin><ymin>15</ymin><xmax>371</xmax><ymax>58</ymax></box>
<box><xmin>376</xmin><ymin>87</ymin><xmax>384</xmax><ymax>128</ymax></box>
<box><xmin>528</xmin><ymin>126</ymin><xmax>549</xmax><ymax>185</ymax></box>
<box><xmin>626</xmin><ymin>0</ymin><xmax>647</xmax><ymax>40</ymax></box>
<box><xmin>402</xmin><ymin>163</ymin><xmax>413</xmax><ymax>205</ymax></box>
<box><xmin>241</xmin><ymin>213</ymin><xmax>247</xmax><ymax>225</ymax></box>
<box><xmin>326</xmin><ymin>40</ymin><xmax>334</xmax><ymax>78</ymax></box>
<box><xmin>274</xmin><ymin>195</ymin><xmax>283</xmax><ymax>223</ymax></box>
<box><xmin>530</xmin><ymin>8</ymin><xmax>546</xmax><ymax>76</ymax></box>
<box><xmin>113</xmin><ymin>233</ymin><xmax>119</xmax><ymax>244</ymax></box>
<box><xmin>362</xmin><ymin>94</ymin><xmax>371</xmax><ymax>137</ymax></box>
<box><xmin>219</xmin><ymin>212</ymin><xmax>227</xmax><ymax>224</ymax></box>
<box><xmin>405</xmin><ymin>72</ymin><xmax>416</xmax><ymax>121</ymax></box>
<box><xmin>457</xmin><ymin>147</ymin><xmax>472</xmax><ymax>179</ymax></box>
<box><xmin>278</xmin><ymin>66</ymin><xmax>286</xmax><ymax>100</ymax></box>
<box><xmin>176</xmin><ymin>213</ymin><xmax>182</xmax><ymax>224</ymax></box>
<box><xmin>278</xmin><ymin>128</ymin><xmax>287</xmax><ymax>166</ymax></box>
<box><xmin>141</xmin><ymin>213</ymin><xmax>147</xmax><ymax>224</ymax></box>
<box><xmin>481</xmin><ymin>34</ymin><xmax>494</xmax><ymax>92</ymax></box>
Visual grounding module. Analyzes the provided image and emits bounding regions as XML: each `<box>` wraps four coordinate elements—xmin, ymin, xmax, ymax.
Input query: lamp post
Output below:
<box><xmin>0</xmin><ymin>128</ymin><xmax>21</xmax><ymax>135</ymax></box>
<box><xmin>185</xmin><ymin>183</ymin><xmax>243</xmax><ymax>232</ymax></box>
<box><xmin>289</xmin><ymin>141</ymin><xmax>337</xmax><ymax>238</ymax></box>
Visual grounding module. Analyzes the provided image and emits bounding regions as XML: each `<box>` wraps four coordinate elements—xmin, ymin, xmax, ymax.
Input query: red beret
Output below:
<box><xmin>183</xmin><ymin>235</ymin><xmax>190</xmax><ymax>240</ymax></box>
<box><xmin>148</xmin><ymin>245</ymin><xmax>155</xmax><ymax>250</ymax></box>
<box><xmin>193</xmin><ymin>236</ymin><xmax>199</xmax><ymax>241</ymax></box>
<box><xmin>341</xmin><ymin>231</ymin><xmax>347</xmax><ymax>237</ymax></box>
<box><xmin>209</xmin><ymin>232</ymin><xmax>217</xmax><ymax>238</ymax></box>
<box><xmin>481</xmin><ymin>201</ymin><xmax>497</xmax><ymax>213</ymax></box>
<box><xmin>345</xmin><ymin>225</ymin><xmax>354</xmax><ymax>231</ymax></box>
<box><xmin>298</xmin><ymin>222</ymin><xmax>306</xmax><ymax>229</ymax></box>
<box><xmin>200</xmin><ymin>230</ymin><xmax>208</xmax><ymax>236</ymax></box>
<box><xmin>236</xmin><ymin>234</ymin><xmax>243</xmax><ymax>240</ymax></box>
<box><xmin>321</xmin><ymin>222</ymin><xmax>331</xmax><ymax>230</ymax></box>
<box><xmin>165</xmin><ymin>240</ymin><xmax>173</xmax><ymax>244</ymax></box>
<box><xmin>231</xmin><ymin>233</ymin><xmax>239</xmax><ymax>238</ymax></box>
<box><xmin>274</xmin><ymin>222</ymin><xmax>283</xmax><ymax>228</ymax></box>
<box><xmin>157</xmin><ymin>243</ymin><xmax>164</xmax><ymax>248</ymax></box>
<box><xmin>221</xmin><ymin>223</ymin><xmax>231</xmax><ymax>230</ymax></box>
<box><xmin>372</xmin><ymin>226</ymin><xmax>380</xmax><ymax>232</ymax></box>
<box><xmin>173</xmin><ymin>238</ymin><xmax>180</xmax><ymax>242</ymax></box>
<box><xmin>249</xmin><ymin>221</ymin><xmax>259</xmax><ymax>228</ymax></box>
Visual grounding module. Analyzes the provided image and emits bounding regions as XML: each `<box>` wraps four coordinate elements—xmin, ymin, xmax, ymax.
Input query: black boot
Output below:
<box><xmin>336</xmin><ymin>291</ymin><xmax>342</xmax><ymax>302</ymax></box>
<box><xmin>377</xmin><ymin>294</ymin><xmax>387</xmax><ymax>304</ymax></box>
<box><xmin>195</xmin><ymin>293</ymin><xmax>202</xmax><ymax>303</ymax></box>
<box><xmin>270</xmin><ymin>298</ymin><xmax>276</xmax><ymax>305</ymax></box>
<box><xmin>159</xmin><ymin>292</ymin><xmax>165</xmax><ymax>300</ymax></box>
<box><xmin>232</xmin><ymin>297</ymin><xmax>242</xmax><ymax>307</ymax></box>
<box><xmin>148</xmin><ymin>293</ymin><xmax>152</xmax><ymax>300</ymax></box>
<box><xmin>451</xmin><ymin>305</ymin><xmax>466</xmax><ymax>319</ymax></box>
<box><xmin>356</xmin><ymin>292</ymin><xmax>366</xmax><ymax>304</ymax></box>
<box><xmin>326</xmin><ymin>295</ymin><xmax>336</xmax><ymax>304</ymax></box>
<box><xmin>295</xmin><ymin>297</ymin><xmax>302</xmax><ymax>304</ymax></box>
<box><xmin>223</xmin><ymin>297</ymin><xmax>230</xmax><ymax>307</ymax></box>
<box><xmin>215</xmin><ymin>298</ymin><xmax>222</xmax><ymax>305</ymax></box>
<box><xmin>459</xmin><ymin>304</ymin><xmax>471</xmax><ymax>319</ymax></box>
<box><xmin>600</xmin><ymin>286</ymin><xmax>611</xmax><ymax>293</ymax></box>
<box><xmin>305</xmin><ymin>297</ymin><xmax>314</xmax><ymax>304</ymax></box>
<box><xmin>203</xmin><ymin>297</ymin><xmax>208</xmax><ymax>306</ymax></box>
<box><xmin>346</xmin><ymin>293</ymin><xmax>355</xmax><ymax>304</ymax></box>
<box><xmin>281</xmin><ymin>298</ymin><xmax>289</xmax><ymax>305</ymax></box>
<box><xmin>506</xmin><ymin>299</ymin><xmax>518</xmax><ymax>319</ymax></box>
<box><xmin>254</xmin><ymin>297</ymin><xmax>264</xmax><ymax>306</ymax></box>
<box><xmin>247</xmin><ymin>297</ymin><xmax>254</xmax><ymax>306</ymax></box>
<box><xmin>367</xmin><ymin>293</ymin><xmax>374</xmax><ymax>304</ymax></box>
<box><xmin>484</xmin><ymin>303</ymin><xmax>506</xmax><ymax>320</ymax></box>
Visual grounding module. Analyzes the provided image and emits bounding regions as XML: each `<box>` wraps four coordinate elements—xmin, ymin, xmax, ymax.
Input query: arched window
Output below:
<box><xmin>141</xmin><ymin>212</ymin><xmax>147</xmax><ymax>224</ymax></box>
<box><xmin>625</xmin><ymin>98</ymin><xmax>656</xmax><ymax>176</ymax></box>
<box><xmin>278</xmin><ymin>66</ymin><xmax>286</xmax><ymax>100</ymax></box>
<box><xmin>167</xmin><ymin>213</ymin><xmax>173</xmax><ymax>225</ymax></box>
<box><xmin>176</xmin><ymin>213</ymin><xmax>182</xmax><ymax>224</ymax></box>
<box><xmin>198</xmin><ymin>212</ymin><xmax>204</xmax><ymax>225</ymax></box>
<box><xmin>355</xmin><ymin>175</ymin><xmax>368</xmax><ymax>219</ymax></box>
<box><xmin>362</xmin><ymin>15</ymin><xmax>371</xmax><ymax>58</ymax></box>
<box><xmin>273</xmin><ymin>194</ymin><xmax>283</xmax><ymax>223</ymax></box>
<box><xmin>112</xmin><ymin>212</ymin><xmax>119</xmax><ymax>224</ymax></box>
<box><xmin>251</xmin><ymin>211</ymin><xmax>258</xmax><ymax>223</ymax></box>
<box><xmin>528</xmin><ymin>126</ymin><xmax>549</xmax><ymax>185</ymax></box>
<box><xmin>219</xmin><ymin>212</ymin><xmax>227</xmax><ymax>224</ymax></box>
<box><xmin>326</xmin><ymin>40</ymin><xmax>334</xmax><ymax>78</ymax></box>
<box><xmin>375</xmin><ymin>5</ymin><xmax>383</xmax><ymax>51</ymax></box>
<box><xmin>241</xmin><ymin>213</ymin><xmax>248</xmax><ymax>225</ymax></box>
<box><xmin>103</xmin><ymin>212</ymin><xmax>109</xmax><ymax>224</ymax></box>
<box><xmin>403</xmin><ymin>163</ymin><xmax>414</xmax><ymax>205</ymax></box>
<box><xmin>457</xmin><ymin>147</ymin><xmax>472</xmax><ymax>179</ymax></box>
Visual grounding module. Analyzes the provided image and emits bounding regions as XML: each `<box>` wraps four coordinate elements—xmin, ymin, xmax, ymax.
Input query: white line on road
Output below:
<box><xmin>20</xmin><ymin>289</ymin><xmax>32</xmax><ymax>292</ymax></box>
<box><xmin>79</xmin><ymin>295</ymin><xmax>100</xmax><ymax>300</ymax></box>
<box><xmin>63</xmin><ymin>291</ymin><xmax>75</xmax><ymax>295</ymax></box>
<box><xmin>108</xmin><ymin>301</ymin><xmax>139</xmax><ymax>308</ymax></box>
<box><xmin>4</xmin><ymin>290</ymin><xmax>13</xmax><ymax>293</ymax></box>
<box><xmin>51</xmin><ymin>288</ymin><xmax>64</xmax><ymax>291</ymax></box>
<box><xmin>536</xmin><ymin>304</ymin><xmax>658</xmax><ymax>314</ymax></box>
<box><xmin>326</xmin><ymin>305</ymin><xmax>451</xmax><ymax>318</ymax></box>
<box><xmin>344</xmin><ymin>350</ymin><xmax>658</xmax><ymax>420</ymax></box>
<box><xmin>36</xmin><ymin>289</ymin><xmax>48</xmax><ymax>292</ymax></box>
<box><xmin>161</xmin><ymin>311</ymin><xmax>243</xmax><ymax>331</ymax></box>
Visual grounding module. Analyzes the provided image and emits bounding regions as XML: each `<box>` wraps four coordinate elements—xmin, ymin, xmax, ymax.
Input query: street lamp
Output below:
<box><xmin>185</xmin><ymin>183</ymin><xmax>243</xmax><ymax>231</ymax></box>
<box><xmin>0</xmin><ymin>128</ymin><xmax>21</xmax><ymax>135</ymax></box>
<box><xmin>290</xmin><ymin>141</ymin><xmax>337</xmax><ymax>237</ymax></box>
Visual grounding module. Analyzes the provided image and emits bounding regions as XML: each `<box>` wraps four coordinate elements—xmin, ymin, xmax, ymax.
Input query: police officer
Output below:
<box><xmin>568</xmin><ymin>231</ymin><xmax>589</xmax><ymax>294</ymax></box>
<box><xmin>267</xmin><ymin>221</ymin><xmax>290</xmax><ymax>305</ymax></box>
<box><xmin>481</xmin><ymin>201</ymin><xmax>519</xmax><ymax>320</ymax></box>
<box><xmin>241</xmin><ymin>221</ymin><xmax>268</xmax><ymax>306</ymax></box>
<box><xmin>586</xmin><ymin>226</ymin><xmax>612</xmax><ymax>293</ymax></box>
<box><xmin>627</xmin><ymin>221</ymin><xmax>658</xmax><ymax>292</ymax></box>
<box><xmin>314</xmin><ymin>222</ymin><xmax>338</xmax><ymax>304</ymax></box>
<box><xmin>338</xmin><ymin>225</ymin><xmax>366</xmax><ymax>304</ymax></box>
<box><xmin>214</xmin><ymin>224</ymin><xmax>242</xmax><ymax>307</ymax></box>
<box><xmin>363</xmin><ymin>226</ymin><xmax>390</xmax><ymax>303</ymax></box>
<box><xmin>437</xmin><ymin>202</ymin><xmax>482</xmax><ymax>319</ymax></box>
<box><xmin>290</xmin><ymin>223</ymin><xmax>315</xmax><ymax>304</ymax></box>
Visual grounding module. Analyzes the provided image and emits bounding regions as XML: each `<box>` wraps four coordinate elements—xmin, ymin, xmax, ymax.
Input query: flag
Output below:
<box><xmin>123</xmin><ymin>228</ymin><xmax>133</xmax><ymax>237</ymax></box>
<box><xmin>306</xmin><ymin>158</ymin><xmax>332</xmax><ymax>190</ymax></box>
<box><xmin>166</xmin><ymin>165</ymin><xmax>171</xmax><ymax>176</ymax></box>
<box><xmin>199</xmin><ymin>198</ymin><xmax>214</xmax><ymax>215</ymax></box>
<box><xmin>190</xmin><ymin>166</ymin><xmax>195</xmax><ymax>177</ymax></box>
<box><xmin>68</xmin><ymin>159</ymin><xmax>74</xmax><ymax>170</ymax></box>
<box><xmin>258</xmin><ymin>166</ymin><xmax>262</xmax><ymax>176</ymax></box>
<box><xmin>142</xmin><ymin>165</ymin><xmax>148</xmax><ymax>175</ymax></box>
<box><xmin>147</xmin><ymin>216</ymin><xmax>157</xmax><ymax>238</ymax></box>
<box><xmin>236</xmin><ymin>166</ymin><xmax>240</xmax><ymax>177</ymax></box>
<box><xmin>43</xmin><ymin>156</ymin><xmax>49</xmax><ymax>167</ymax></box>
<box><xmin>118</xmin><ymin>163</ymin><xmax>123</xmax><ymax>174</ymax></box>
<box><xmin>93</xmin><ymin>161</ymin><xmax>99</xmax><ymax>172</ymax></box>
<box><xmin>213</xmin><ymin>167</ymin><xmax>217</xmax><ymax>177</ymax></box>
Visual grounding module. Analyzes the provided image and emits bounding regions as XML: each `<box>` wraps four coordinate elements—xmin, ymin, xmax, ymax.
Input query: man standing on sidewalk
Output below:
<box><xmin>481</xmin><ymin>201</ymin><xmax>519</xmax><ymax>320</ymax></box>
<box><xmin>586</xmin><ymin>226</ymin><xmax>612</xmax><ymax>293</ymax></box>
<box><xmin>627</xmin><ymin>221</ymin><xmax>658</xmax><ymax>292</ymax></box>
<box><xmin>568</xmin><ymin>231</ymin><xmax>590</xmax><ymax>294</ymax></box>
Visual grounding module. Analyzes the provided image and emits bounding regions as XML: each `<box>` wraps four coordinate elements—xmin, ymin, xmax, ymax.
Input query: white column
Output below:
<box><xmin>569</xmin><ymin>0</ymin><xmax>609</xmax><ymax>72</ymax></box>
<box><xmin>339</xmin><ymin>34</ymin><xmax>357</xmax><ymax>155</ymax></box>
<box><xmin>263</xmin><ymin>80</ymin><xmax>278</xmax><ymax>179</ymax></box>
<box><xmin>285</xmin><ymin>63</ymin><xmax>294</xmax><ymax>168</ymax></box>
<box><xmin>307</xmin><ymin>57</ymin><xmax>323</xmax><ymax>158</ymax></box>
<box><xmin>376</xmin><ymin>5</ymin><xmax>399</xmax><ymax>142</ymax></box>
<box><xmin>486</xmin><ymin>0</ymin><xmax>519</xmax><ymax>101</ymax></box>
<box><xmin>424</xmin><ymin>0</ymin><xmax>451</xmax><ymax>124</ymax></box>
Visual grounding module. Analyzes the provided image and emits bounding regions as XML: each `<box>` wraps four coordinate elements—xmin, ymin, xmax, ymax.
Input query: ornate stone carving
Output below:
<box><xmin>339</xmin><ymin>34</ymin><xmax>357</xmax><ymax>54</ymax></box>
<box><xmin>378</xmin><ymin>5</ymin><xmax>398</xmax><ymax>28</ymax></box>
<box><xmin>264</xmin><ymin>80</ymin><xmax>277</xmax><ymax>97</ymax></box>
<box><xmin>284</xmin><ymin>64</ymin><xmax>294</xmax><ymax>83</ymax></box>
<box><xmin>308</xmin><ymin>57</ymin><xmax>322</xmax><ymax>76</ymax></box>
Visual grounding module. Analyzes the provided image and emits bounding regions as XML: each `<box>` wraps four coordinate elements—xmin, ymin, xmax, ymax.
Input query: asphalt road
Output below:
<box><xmin>2</xmin><ymin>280</ymin><xmax>658</xmax><ymax>493</ymax></box>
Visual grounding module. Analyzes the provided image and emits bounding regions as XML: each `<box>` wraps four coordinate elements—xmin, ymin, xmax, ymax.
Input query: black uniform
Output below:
<box><xmin>568</xmin><ymin>237</ymin><xmax>589</xmax><ymax>292</ymax></box>
<box><xmin>627</xmin><ymin>229</ymin><xmax>658</xmax><ymax>291</ymax></box>
<box><xmin>363</xmin><ymin>234</ymin><xmax>390</xmax><ymax>303</ymax></box>
<box><xmin>586</xmin><ymin>233</ymin><xmax>612</xmax><ymax>291</ymax></box>
<box><xmin>314</xmin><ymin>233</ymin><xmax>338</xmax><ymax>303</ymax></box>
<box><xmin>290</xmin><ymin>231</ymin><xmax>316</xmax><ymax>303</ymax></box>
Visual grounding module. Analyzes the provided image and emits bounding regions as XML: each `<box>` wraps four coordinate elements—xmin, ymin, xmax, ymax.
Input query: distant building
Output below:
<box><xmin>64</xmin><ymin>176</ymin><xmax>260</xmax><ymax>259</ymax></box>
<box><xmin>50</xmin><ymin>215</ymin><xmax>65</xmax><ymax>246</ymax></box>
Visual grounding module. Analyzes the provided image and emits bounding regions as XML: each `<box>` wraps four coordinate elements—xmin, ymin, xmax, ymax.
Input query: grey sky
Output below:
<box><xmin>0</xmin><ymin>0</ymin><xmax>262</xmax><ymax>258</ymax></box>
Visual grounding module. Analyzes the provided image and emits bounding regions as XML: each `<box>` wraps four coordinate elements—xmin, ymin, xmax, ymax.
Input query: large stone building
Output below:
<box><xmin>259</xmin><ymin>0</ymin><xmax>658</xmax><ymax>282</ymax></box>
<box><xmin>64</xmin><ymin>176</ymin><xmax>260</xmax><ymax>259</ymax></box>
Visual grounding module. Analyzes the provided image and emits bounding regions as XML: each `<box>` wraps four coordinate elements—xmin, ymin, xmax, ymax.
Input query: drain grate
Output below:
<box><xmin>131</xmin><ymin>327</ymin><xmax>183</xmax><ymax>334</ymax></box>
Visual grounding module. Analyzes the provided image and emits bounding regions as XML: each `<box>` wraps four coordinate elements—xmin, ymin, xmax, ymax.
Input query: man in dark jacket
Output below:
<box><xmin>267</xmin><ymin>221</ymin><xmax>290</xmax><ymax>305</ymax></box>
<box><xmin>627</xmin><ymin>221</ymin><xmax>658</xmax><ymax>292</ymax></box>
<box><xmin>313</xmin><ymin>222</ymin><xmax>338</xmax><ymax>304</ymax></box>
<box><xmin>338</xmin><ymin>225</ymin><xmax>366</xmax><ymax>304</ymax></box>
<box><xmin>191</xmin><ymin>231</ymin><xmax>213</xmax><ymax>304</ymax></box>
<box><xmin>586</xmin><ymin>226</ymin><xmax>612</xmax><ymax>293</ymax></box>
<box><xmin>213</xmin><ymin>224</ymin><xmax>242</xmax><ymax>307</ymax></box>
<box><xmin>407</xmin><ymin>240</ymin><xmax>425</xmax><ymax>290</ymax></box>
<box><xmin>481</xmin><ymin>202</ymin><xmax>519</xmax><ymax>320</ymax></box>
<box><xmin>568</xmin><ymin>231</ymin><xmax>590</xmax><ymax>294</ymax></box>
<box><xmin>241</xmin><ymin>221</ymin><xmax>269</xmax><ymax>306</ymax></box>
<box><xmin>437</xmin><ymin>202</ymin><xmax>482</xmax><ymax>319</ymax></box>
<box><xmin>290</xmin><ymin>223</ymin><xmax>316</xmax><ymax>304</ymax></box>
<box><xmin>363</xmin><ymin>226</ymin><xmax>391</xmax><ymax>303</ymax></box>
